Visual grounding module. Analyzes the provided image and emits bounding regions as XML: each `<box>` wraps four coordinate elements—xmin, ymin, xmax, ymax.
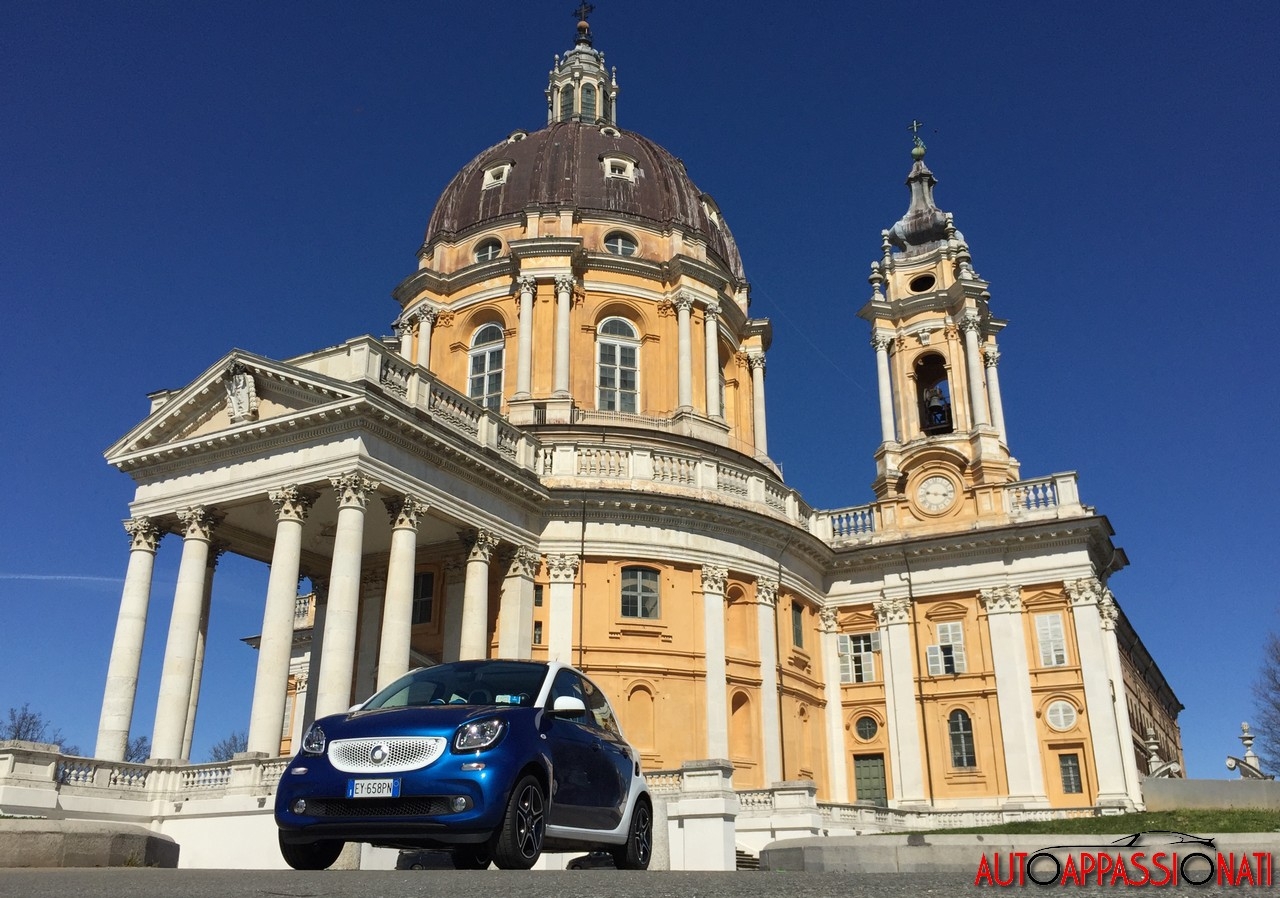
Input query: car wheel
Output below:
<box><xmin>611</xmin><ymin>796</ymin><xmax>652</xmax><ymax>870</ymax></box>
<box><xmin>278</xmin><ymin>832</ymin><xmax>344</xmax><ymax>870</ymax></box>
<box><xmin>451</xmin><ymin>844</ymin><xmax>492</xmax><ymax>870</ymax></box>
<box><xmin>490</xmin><ymin>774</ymin><xmax>545</xmax><ymax>870</ymax></box>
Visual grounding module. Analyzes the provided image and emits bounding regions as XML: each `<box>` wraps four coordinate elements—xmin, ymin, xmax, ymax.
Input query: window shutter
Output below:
<box><xmin>950</xmin><ymin>642</ymin><xmax>967</xmax><ymax>673</ymax></box>
<box><xmin>926</xmin><ymin>645</ymin><xmax>943</xmax><ymax>676</ymax></box>
<box><xmin>838</xmin><ymin>634</ymin><xmax>850</xmax><ymax>655</ymax></box>
<box><xmin>870</xmin><ymin>630</ymin><xmax>882</xmax><ymax>652</ymax></box>
<box><xmin>860</xmin><ymin>653</ymin><xmax>876</xmax><ymax>682</ymax></box>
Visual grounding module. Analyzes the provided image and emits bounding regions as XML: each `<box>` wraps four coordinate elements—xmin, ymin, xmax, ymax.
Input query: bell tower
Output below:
<box><xmin>858</xmin><ymin>131</ymin><xmax>1018</xmax><ymax>514</ymax></box>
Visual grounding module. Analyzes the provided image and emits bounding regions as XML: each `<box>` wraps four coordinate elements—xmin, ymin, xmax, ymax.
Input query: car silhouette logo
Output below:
<box><xmin>370</xmin><ymin>744</ymin><xmax>388</xmax><ymax>765</ymax></box>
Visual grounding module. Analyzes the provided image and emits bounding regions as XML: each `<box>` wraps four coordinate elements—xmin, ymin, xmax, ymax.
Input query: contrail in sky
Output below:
<box><xmin>0</xmin><ymin>574</ymin><xmax>124</xmax><ymax>583</ymax></box>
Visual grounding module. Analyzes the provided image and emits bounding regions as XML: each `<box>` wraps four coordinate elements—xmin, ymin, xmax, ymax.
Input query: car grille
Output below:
<box><xmin>327</xmin><ymin>736</ymin><xmax>447</xmax><ymax>773</ymax></box>
<box><xmin>306</xmin><ymin>796</ymin><xmax>452</xmax><ymax>818</ymax></box>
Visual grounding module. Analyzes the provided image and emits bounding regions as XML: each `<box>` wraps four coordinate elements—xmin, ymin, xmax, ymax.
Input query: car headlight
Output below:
<box><xmin>453</xmin><ymin>718</ymin><xmax>506</xmax><ymax>752</ymax></box>
<box><xmin>301</xmin><ymin>723</ymin><xmax>326</xmax><ymax>755</ymax></box>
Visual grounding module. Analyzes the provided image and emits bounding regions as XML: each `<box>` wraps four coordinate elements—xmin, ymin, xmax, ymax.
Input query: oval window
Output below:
<box><xmin>909</xmin><ymin>273</ymin><xmax>936</xmax><ymax>293</ymax></box>
<box><xmin>603</xmin><ymin>232</ymin><xmax>638</xmax><ymax>257</ymax></box>
<box><xmin>1046</xmin><ymin>700</ymin><xmax>1078</xmax><ymax>731</ymax></box>
<box><xmin>473</xmin><ymin>239</ymin><xmax>502</xmax><ymax>263</ymax></box>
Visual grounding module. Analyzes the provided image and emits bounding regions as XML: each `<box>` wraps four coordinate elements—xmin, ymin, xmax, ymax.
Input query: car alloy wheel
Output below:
<box><xmin>491</xmin><ymin>774</ymin><xmax>545</xmax><ymax>869</ymax></box>
<box><xmin>612</xmin><ymin>796</ymin><xmax>652</xmax><ymax>870</ymax></box>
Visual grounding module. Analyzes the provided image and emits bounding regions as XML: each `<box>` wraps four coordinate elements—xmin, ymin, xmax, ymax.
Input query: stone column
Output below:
<box><xmin>354</xmin><ymin>571</ymin><xmax>387</xmax><ymax>701</ymax></box>
<box><xmin>701</xmin><ymin>566</ymin><xmax>729</xmax><ymax>759</ymax></box>
<box><xmin>247</xmin><ymin>486</ymin><xmax>317</xmax><ymax>756</ymax></box>
<box><xmin>96</xmin><ymin>517</ymin><xmax>163</xmax><ymax>761</ymax></box>
<box><xmin>441</xmin><ymin>559</ymin><xmax>466</xmax><ymax>663</ymax></box>
<box><xmin>983</xmin><ymin>347</ymin><xmax>1007</xmax><ymax>443</ymax></box>
<box><xmin>182</xmin><ymin>545</ymin><xmax>223</xmax><ymax>759</ymax></box>
<box><xmin>819</xmin><ymin>608</ymin><xmax>850</xmax><ymax>803</ymax></box>
<box><xmin>514</xmin><ymin>276</ymin><xmax>536</xmax><ymax>399</ymax></box>
<box><xmin>1066</xmin><ymin>577</ymin><xmax>1132</xmax><ymax>808</ymax></box>
<box><xmin>959</xmin><ymin>314</ymin><xmax>990</xmax><ymax>427</ymax></box>
<box><xmin>748</xmin><ymin>353</ymin><xmax>768</xmax><ymax>455</ymax></box>
<box><xmin>674</xmin><ymin>293</ymin><xmax>694</xmax><ymax>411</ymax></box>
<box><xmin>393</xmin><ymin>314</ymin><xmax>415</xmax><ymax>362</ymax></box>
<box><xmin>872</xmin><ymin>334</ymin><xmax>896</xmax><ymax>443</ymax></box>
<box><xmin>1097</xmin><ymin>587</ymin><xmax>1145</xmax><ymax>808</ymax></box>
<box><xmin>703</xmin><ymin>302</ymin><xmax>722</xmax><ymax>419</ymax></box>
<box><xmin>152</xmin><ymin>506</ymin><xmax>219</xmax><ymax>761</ymax></box>
<box><xmin>756</xmin><ymin>578</ymin><xmax>782</xmax><ymax>784</ymax></box>
<box><xmin>547</xmin><ymin>554</ymin><xmax>580</xmax><ymax>663</ymax></box>
<box><xmin>458</xmin><ymin>529</ymin><xmax>499</xmax><ymax>660</ymax></box>
<box><xmin>314</xmin><ymin>472</ymin><xmax>378</xmax><ymax>719</ymax></box>
<box><xmin>874</xmin><ymin>596</ymin><xmax>926</xmax><ymax>805</ymax></box>
<box><xmin>377</xmin><ymin>496</ymin><xmax>427</xmax><ymax>691</ymax></box>
<box><xmin>497</xmin><ymin>548</ymin><xmax>540</xmax><ymax>660</ymax></box>
<box><xmin>979</xmin><ymin>586</ymin><xmax>1048</xmax><ymax>806</ymax></box>
<box><xmin>553</xmin><ymin>275</ymin><xmax>574</xmax><ymax>397</ymax></box>
<box><xmin>415</xmin><ymin>307</ymin><xmax>437</xmax><ymax>371</ymax></box>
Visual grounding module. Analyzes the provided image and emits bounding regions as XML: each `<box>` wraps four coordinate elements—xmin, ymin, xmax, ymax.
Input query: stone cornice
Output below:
<box><xmin>392</xmin><ymin>257</ymin><xmax>518</xmax><ymax>304</ymax></box>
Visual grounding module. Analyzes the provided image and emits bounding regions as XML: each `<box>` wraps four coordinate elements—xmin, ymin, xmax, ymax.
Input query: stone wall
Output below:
<box><xmin>1142</xmin><ymin>777</ymin><xmax>1280</xmax><ymax>811</ymax></box>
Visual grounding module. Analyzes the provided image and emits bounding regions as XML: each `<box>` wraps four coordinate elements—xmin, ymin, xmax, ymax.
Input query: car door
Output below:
<box><xmin>544</xmin><ymin>669</ymin><xmax>621</xmax><ymax>830</ymax></box>
<box><xmin>580</xmin><ymin>675</ymin><xmax>630</xmax><ymax>830</ymax></box>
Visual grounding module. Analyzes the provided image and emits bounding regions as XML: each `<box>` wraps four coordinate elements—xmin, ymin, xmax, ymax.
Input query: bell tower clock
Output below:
<box><xmin>857</xmin><ymin>130</ymin><xmax>1019</xmax><ymax>519</ymax></box>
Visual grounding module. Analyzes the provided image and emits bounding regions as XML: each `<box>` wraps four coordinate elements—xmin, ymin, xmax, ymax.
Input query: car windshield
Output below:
<box><xmin>362</xmin><ymin>661</ymin><xmax>549</xmax><ymax>710</ymax></box>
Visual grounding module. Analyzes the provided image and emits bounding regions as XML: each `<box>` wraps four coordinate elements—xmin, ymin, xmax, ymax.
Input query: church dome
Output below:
<box><xmin>423</xmin><ymin>121</ymin><xmax>745</xmax><ymax>282</ymax></box>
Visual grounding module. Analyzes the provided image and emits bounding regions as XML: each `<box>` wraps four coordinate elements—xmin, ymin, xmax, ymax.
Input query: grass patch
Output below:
<box><xmin>920</xmin><ymin>809</ymin><xmax>1280</xmax><ymax>835</ymax></box>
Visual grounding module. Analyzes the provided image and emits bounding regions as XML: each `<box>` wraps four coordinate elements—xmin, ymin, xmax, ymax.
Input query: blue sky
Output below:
<box><xmin>1</xmin><ymin>2</ymin><xmax>1276</xmax><ymax>778</ymax></box>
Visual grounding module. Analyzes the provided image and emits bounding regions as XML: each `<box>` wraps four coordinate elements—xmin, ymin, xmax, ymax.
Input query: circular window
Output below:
<box><xmin>1045</xmin><ymin>701</ymin><xmax>1077</xmax><ymax>731</ymax></box>
<box><xmin>909</xmin><ymin>273</ymin><xmax>936</xmax><ymax>293</ymax></box>
<box><xmin>603</xmin><ymin>232</ymin><xmax>638</xmax><ymax>257</ymax></box>
<box><xmin>473</xmin><ymin>239</ymin><xmax>502</xmax><ymax>263</ymax></box>
<box><xmin>855</xmin><ymin>717</ymin><xmax>878</xmax><ymax>740</ymax></box>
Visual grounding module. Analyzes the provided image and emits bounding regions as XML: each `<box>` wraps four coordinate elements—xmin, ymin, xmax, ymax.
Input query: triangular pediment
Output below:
<box><xmin>106</xmin><ymin>349</ymin><xmax>363</xmax><ymax>461</ymax></box>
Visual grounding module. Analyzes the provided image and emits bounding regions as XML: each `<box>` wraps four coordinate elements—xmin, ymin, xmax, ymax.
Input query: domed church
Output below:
<box><xmin>95</xmin><ymin>15</ymin><xmax>1181</xmax><ymax>814</ymax></box>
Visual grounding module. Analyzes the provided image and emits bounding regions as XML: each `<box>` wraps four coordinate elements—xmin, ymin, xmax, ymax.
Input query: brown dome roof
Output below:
<box><xmin>424</xmin><ymin>122</ymin><xmax>745</xmax><ymax>282</ymax></box>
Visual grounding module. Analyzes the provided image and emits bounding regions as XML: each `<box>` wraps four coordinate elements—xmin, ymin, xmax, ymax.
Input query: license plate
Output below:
<box><xmin>347</xmin><ymin>778</ymin><xmax>400</xmax><ymax>798</ymax></box>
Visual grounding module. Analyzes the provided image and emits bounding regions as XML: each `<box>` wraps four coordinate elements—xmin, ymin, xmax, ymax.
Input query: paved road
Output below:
<box><xmin>0</xmin><ymin>869</ymin><xmax>1249</xmax><ymax>897</ymax></box>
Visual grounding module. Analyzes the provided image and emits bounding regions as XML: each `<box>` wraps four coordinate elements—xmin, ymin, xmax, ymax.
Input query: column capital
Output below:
<box><xmin>1065</xmin><ymin>576</ymin><xmax>1106</xmax><ymax>607</ymax></box>
<box><xmin>672</xmin><ymin>293</ymin><xmax>695</xmax><ymax>314</ymax></box>
<box><xmin>392</xmin><ymin>317</ymin><xmax>414</xmax><ymax>339</ymax></box>
<box><xmin>979</xmin><ymin>585</ymin><xmax>1023</xmax><ymax>614</ymax></box>
<box><xmin>310</xmin><ymin>577</ymin><xmax>329</xmax><ymax>603</ymax></box>
<box><xmin>873</xmin><ymin>596</ymin><xmax>911</xmax><ymax>626</ymax></box>
<box><xmin>417</xmin><ymin>304</ymin><xmax>439</xmax><ymax>326</ymax></box>
<box><xmin>703</xmin><ymin>300</ymin><xmax>720</xmax><ymax>319</ymax></box>
<box><xmin>208</xmin><ymin>543</ymin><xmax>229</xmax><ymax>570</ymax></box>
<box><xmin>756</xmin><ymin>577</ymin><xmax>779</xmax><ymax>607</ymax></box>
<box><xmin>176</xmin><ymin>505</ymin><xmax>221</xmax><ymax>541</ymax></box>
<box><xmin>554</xmin><ymin>273</ymin><xmax>575</xmax><ymax>294</ymax></box>
<box><xmin>1098</xmin><ymin>591</ymin><xmax>1118</xmax><ymax>630</ymax></box>
<box><xmin>270</xmin><ymin>485</ymin><xmax>319</xmax><ymax>522</ymax></box>
<box><xmin>444</xmin><ymin>557</ymin><xmax>466</xmax><ymax>585</ymax></box>
<box><xmin>501</xmin><ymin>546</ymin><xmax>541</xmax><ymax>579</ymax></box>
<box><xmin>983</xmin><ymin>346</ymin><xmax>1001</xmax><ymax>368</ymax></box>
<box><xmin>459</xmin><ymin>528</ymin><xmax>499</xmax><ymax>562</ymax></box>
<box><xmin>515</xmin><ymin>274</ymin><xmax>538</xmax><ymax>295</ymax></box>
<box><xmin>547</xmin><ymin>553</ymin><xmax>580</xmax><ymax>583</ymax></box>
<box><xmin>958</xmin><ymin>312</ymin><xmax>983</xmax><ymax>334</ymax></box>
<box><xmin>819</xmin><ymin>607</ymin><xmax>838</xmax><ymax>633</ymax></box>
<box><xmin>123</xmin><ymin>516</ymin><xmax>162</xmax><ymax>553</ymax></box>
<box><xmin>330</xmin><ymin>472</ymin><xmax>380</xmax><ymax>509</ymax></box>
<box><xmin>747</xmin><ymin>352</ymin><xmax>766</xmax><ymax>373</ymax></box>
<box><xmin>383</xmin><ymin>495</ymin><xmax>429</xmax><ymax>530</ymax></box>
<box><xmin>700</xmin><ymin>565</ymin><xmax>728</xmax><ymax>594</ymax></box>
<box><xmin>361</xmin><ymin>570</ymin><xmax>388</xmax><ymax>593</ymax></box>
<box><xmin>871</xmin><ymin>334</ymin><xmax>893</xmax><ymax>352</ymax></box>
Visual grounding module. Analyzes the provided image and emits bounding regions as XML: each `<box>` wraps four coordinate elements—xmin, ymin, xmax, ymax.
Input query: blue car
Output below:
<box><xmin>274</xmin><ymin>659</ymin><xmax>653</xmax><ymax>871</ymax></box>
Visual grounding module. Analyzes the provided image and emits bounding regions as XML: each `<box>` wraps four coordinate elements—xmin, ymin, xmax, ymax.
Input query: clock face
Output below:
<box><xmin>915</xmin><ymin>475</ymin><xmax>956</xmax><ymax>513</ymax></box>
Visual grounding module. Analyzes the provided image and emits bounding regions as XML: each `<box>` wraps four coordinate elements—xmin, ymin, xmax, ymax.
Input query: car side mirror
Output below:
<box><xmin>550</xmin><ymin>696</ymin><xmax>587</xmax><ymax>717</ymax></box>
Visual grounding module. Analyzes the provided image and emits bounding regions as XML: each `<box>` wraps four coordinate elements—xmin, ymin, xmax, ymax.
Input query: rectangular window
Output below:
<box><xmin>621</xmin><ymin>567</ymin><xmax>660</xmax><ymax>619</ymax></box>
<box><xmin>791</xmin><ymin>602</ymin><xmax>804</xmax><ymax>648</ymax></box>
<box><xmin>1036</xmin><ymin>612</ymin><xmax>1068</xmax><ymax>667</ymax></box>
<box><xmin>1059</xmin><ymin>753</ymin><xmax>1083</xmax><ymax>794</ymax></box>
<box><xmin>412</xmin><ymin>571</ymin><xmax>435</xmax><ymax>626</ymax></box>
<box><xmin>533</xmin><ymin>621</ymin><xmax>543</xmax><ymax>645</ymax></box>
<box><xmin>534</xmin><ymin>585</ymin><xmax>543</xmax><ymax>607</ymax></box>
<box><xmin>926</xmin><ymin>621</ymin><xmax>967</xmax><ymax>675</ymax></box>
<box><xmin>838</xmin><ymin>632</ymin><xmax>881</xmax><ymax>683</ymax></box>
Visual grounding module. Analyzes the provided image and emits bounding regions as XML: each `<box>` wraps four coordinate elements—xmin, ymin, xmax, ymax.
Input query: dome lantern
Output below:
<box><xmin>545</xmin><ymin>5</ymin><xmax>618</xmax><ymax>126</ymax></box>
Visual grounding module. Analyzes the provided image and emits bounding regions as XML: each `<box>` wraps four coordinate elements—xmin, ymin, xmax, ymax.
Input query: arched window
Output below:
<box><xmin>915</xmin><ymin>352</ymin><xmax>953</xmax><ymax>435</ymax></box>
<box><xmin>597</xmin><ymin>317</ymin><xmax>639</xmax><ymax>413</ymax></box>
<box><xmin>948</xmin><ymin>709</ymin><xmax>976</xmax><ymax>768</ymax></box>
<box><xmin>473</xmin><ymin>239</ymin><xmax>502</xmax><ymax>263</ymax></box>
<box><xmin>602</xmin><ymin>231</ymin><xmax>638</xmax><ymax>256</ymax></box>
<box><xmin>581</xmin><ymin>83</ymin><xmax>597</xmax><ymax>121</ymax></box>
<box><xmin>620</xmin><ymin>566</ymin><xmax>659</xmax><ymax>619</ymax></box>
<box><xmin>468</xmin><ymin>323</ymin><xmax>505</xmax><ymax>411</ymax></box>
<box><xmin>559</xmin><ymin>87</ymin><xmax>574</xmax><ymax>122</ymax></box>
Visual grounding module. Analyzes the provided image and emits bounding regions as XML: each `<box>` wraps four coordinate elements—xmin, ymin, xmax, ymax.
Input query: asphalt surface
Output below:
<box><xmin>0</xmin><ymin>869</ymin><xmax>1249</xmax><ymax>897</ymax></box>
